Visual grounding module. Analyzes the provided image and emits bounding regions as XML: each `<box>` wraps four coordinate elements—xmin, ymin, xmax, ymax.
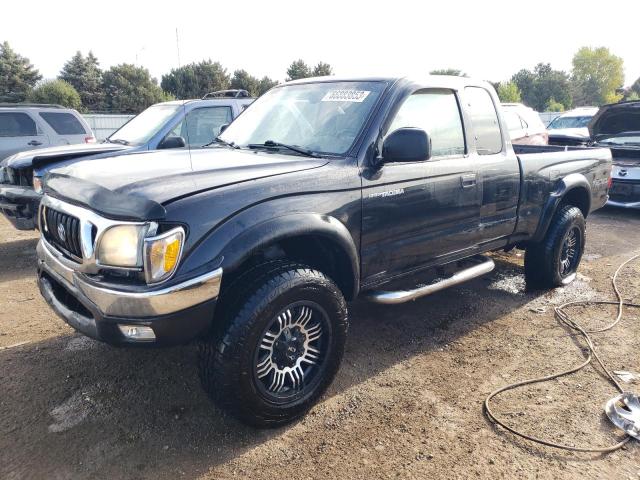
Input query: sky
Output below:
<box><xmin>2</xmin><ymin>0</ymin><xmax>639</xmax><ymax>86</ymax></box>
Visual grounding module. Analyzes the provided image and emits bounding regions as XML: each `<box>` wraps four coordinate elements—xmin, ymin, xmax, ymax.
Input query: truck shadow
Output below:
<box><xmin>0</xmin><ymin>256</ymin><xmax>548</xmax><ymax>479</ymax></box>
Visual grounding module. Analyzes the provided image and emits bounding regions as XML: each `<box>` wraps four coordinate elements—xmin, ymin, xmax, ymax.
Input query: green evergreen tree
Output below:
<box><xmin>0</xmin><ymin>41</ymin><xmax>41</xmax><ymax>102</ymax></box>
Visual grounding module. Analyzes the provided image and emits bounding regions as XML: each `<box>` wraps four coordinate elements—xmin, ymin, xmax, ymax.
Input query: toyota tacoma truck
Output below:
<box><xmin>0</xmin><ymin>90</ymin><xmax>253</xmax><ymax>230</ymax></box>
<box><xmin>35</xmin><ymin>76</ymin><xmax>611</xmax><ymax>426</ymax></box>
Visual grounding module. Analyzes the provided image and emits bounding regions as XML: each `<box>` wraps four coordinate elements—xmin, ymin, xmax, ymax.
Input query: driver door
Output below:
<box><xmin>360</xmin><ymin>88</ymin><xmax>481</xmax><ymax>285</ymax></box>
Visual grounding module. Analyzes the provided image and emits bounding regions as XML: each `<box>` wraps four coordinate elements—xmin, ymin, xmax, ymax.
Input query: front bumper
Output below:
<box><xmin>0</xmin><ymin>184</ymin><xmax>41</xmax><ymax>230</ymax></box>
<box><xmin>36</xmin><ymin>240</ymin><xmax>222</xmax><ymax>346</ymax></box>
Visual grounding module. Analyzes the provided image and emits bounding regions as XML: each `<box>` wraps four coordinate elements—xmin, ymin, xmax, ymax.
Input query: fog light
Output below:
<box><xmin>118</xmin><ymin>324</ymin><xmax>156</xmax><ymax>341</ymax></box>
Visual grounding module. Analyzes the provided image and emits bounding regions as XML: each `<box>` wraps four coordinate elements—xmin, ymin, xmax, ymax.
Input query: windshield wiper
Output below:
<box><xmin>248</xmin><ymin>140</ymin><xmax>320</xmax><ymax>158</ymax></box>
<box><xmin>109</xmin><ymin>138</ymin><xmax>130</xmax><ymax>146</ymax></box>
<box><xmin>202</xmin><ymin>137</ymin><xmax>239</xmax><ymax>148</ymax></box>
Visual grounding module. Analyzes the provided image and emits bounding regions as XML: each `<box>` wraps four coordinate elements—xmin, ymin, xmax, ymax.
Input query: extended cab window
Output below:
<box><xmin>387</xmin><ymin>89</ymin><xmax>465</xmax><ymax>157</ymax></box>
<box><xmin>39</xmin><ymin>112</ymin><xmax>87</xmax><ymax>135</ymax></box>
<box><xmin>464</xmin><ymin>87</ymin><xmax>502</xmax><ymax>155</ymax></box>
<box><xmin>0</xmin><ymin>112</ymin><xmax>37</xmax><ymax>136</ymax></box>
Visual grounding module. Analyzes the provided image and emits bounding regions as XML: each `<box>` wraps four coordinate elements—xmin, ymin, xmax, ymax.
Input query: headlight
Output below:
<box><xmin>143</xmin><ymin>227</ymin><xmax>184</xmax><ymax>284</ymax></box>
<box><xmin>33</xmin><ymin>175</ymin><xmax>43</xmax><ymax>194</ymax></box>
<box><xmin>97</xmin><ymin>225</ymin><xmax>147</xmax><ymax>267</ymax></box>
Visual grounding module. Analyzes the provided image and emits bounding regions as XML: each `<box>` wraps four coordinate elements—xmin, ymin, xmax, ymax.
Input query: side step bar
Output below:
<box><xmin>364</xmin><ymin>255</ymin><xmax>495</xmax><ymax>305</ymax></box>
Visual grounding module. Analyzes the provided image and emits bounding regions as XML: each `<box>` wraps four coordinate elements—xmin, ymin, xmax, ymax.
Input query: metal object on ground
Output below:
<box><xmin>605</xmin><ymin>393</ymin><xmax>640</xmax><ymax>439</ymax></box>
<box><xmin>365</xmin><ymin>255</ymin><xmax>495</xmax><ymax>304</ymax></box>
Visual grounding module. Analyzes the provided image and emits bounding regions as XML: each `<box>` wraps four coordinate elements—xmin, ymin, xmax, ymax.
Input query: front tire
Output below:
<box><xmin>524</xmin><ymin>205</ymin><xmax>586</xmax><ymax>289</ymax></box>
<box><xmin>199</xmin><ymin>261</ymin><xmax>348</xmax><ymax>427</ymax></box>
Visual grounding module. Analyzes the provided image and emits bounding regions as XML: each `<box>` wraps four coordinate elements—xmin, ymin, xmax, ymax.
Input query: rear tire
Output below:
<box><xmin>524</xmin><ymin>205</ymin><xmax>586</xmax><ymax>289</ymax></box>
<box><xmin>199</xmin><ymin>261</ymin><xmax>348</xmax><ymax>427</ymax></box>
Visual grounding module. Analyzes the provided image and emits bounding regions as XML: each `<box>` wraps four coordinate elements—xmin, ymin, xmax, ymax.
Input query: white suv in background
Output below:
<box><xmin>0</xmin><ymin>104</ymin><xmax>95</xmax><ymax>160</ymax></box>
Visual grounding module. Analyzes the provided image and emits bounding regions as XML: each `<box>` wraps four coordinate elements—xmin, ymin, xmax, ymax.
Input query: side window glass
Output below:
<box><xmin>387</xmin><ymin>89</ymin><xmax>465</xmax><ymax>157</ymax></box>
<box><xmin>184</xmin><ymin>107</ymin><xmax>233</xmax><ymax>147</ymax></box>
<box><xmin>464</xmin><ymin>87</ymin><xmax>502</xmax><ymax>155</ymax></box>
<box><xmin>39</xmin><ymin>112</ymin><xmax>86</xmax><ymax>135</ymax></box>
<box><xmin>0</xmin><ymin>112</ymin><xmax>38</xmax><ymax>137</ymax></box>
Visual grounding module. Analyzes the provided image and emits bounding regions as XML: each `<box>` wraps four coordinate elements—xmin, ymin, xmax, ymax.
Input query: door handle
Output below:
<box><xmin>28</xmin><ymin>140</ymin><xmax>42</xmax><ymax>146</ymax></box>
<box><xmin>460</xmin><ymin>174</ymin><xmax>477</xmax><ymax>189</ymax></box>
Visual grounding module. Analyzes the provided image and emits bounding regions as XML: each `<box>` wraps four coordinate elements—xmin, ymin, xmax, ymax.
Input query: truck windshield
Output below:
<box><xmin>548</xmin><ymin>116</ymin><xmax>592</xmax><ymax>129</ymax></box>
<box><xmin>108</xmin><ymin>104</ymin><xmax>181</xmax><ymax>146</ymax></box>
<box><xmin>219</xmin><ymin>81</ymin><xmax>385</xmax><ymax>156</ymax></box>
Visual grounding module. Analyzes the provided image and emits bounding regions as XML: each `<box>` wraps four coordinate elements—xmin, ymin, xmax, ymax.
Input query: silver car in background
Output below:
<box><xmin>0</xmin><ymin>104</ymin><xmax>95</xmax><ymax>160</ymax></box>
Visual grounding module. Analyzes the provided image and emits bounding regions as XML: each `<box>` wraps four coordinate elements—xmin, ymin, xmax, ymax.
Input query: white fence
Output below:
<box><xmin>82</xmin><ymin>114</ymin><xmax>133</xmax><ymax>140</ymax></box>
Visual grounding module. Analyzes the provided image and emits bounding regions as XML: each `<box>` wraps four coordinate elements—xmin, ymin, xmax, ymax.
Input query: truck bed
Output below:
<box><xmin>511</xmin><ymin>143</ymin><xmax>612</xmax><ymax>240</ymax></box>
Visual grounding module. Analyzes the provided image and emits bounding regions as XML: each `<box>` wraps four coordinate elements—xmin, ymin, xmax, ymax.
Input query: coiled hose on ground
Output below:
<box><xmin>484</xmin><ymin>253</ymin><xmax>640</xmax><ymax>453</ymax></box>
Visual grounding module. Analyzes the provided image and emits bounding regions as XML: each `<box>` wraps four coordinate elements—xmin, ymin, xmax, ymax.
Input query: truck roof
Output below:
<box><xmin>283</xmin><ymin>75</ymin><xmax>492</xmax><ymax>90</ymax></box>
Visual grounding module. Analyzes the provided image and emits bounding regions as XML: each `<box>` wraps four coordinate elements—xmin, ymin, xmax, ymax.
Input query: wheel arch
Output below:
<box><xmin>218</xmin><ymin>214</ymin><xmax>360</xmax><ymax>300</ymax></box>
<box><xmin>531</xmin><ymin>173</ymin><xmax>591</xmax><ymax>243</ymax></box>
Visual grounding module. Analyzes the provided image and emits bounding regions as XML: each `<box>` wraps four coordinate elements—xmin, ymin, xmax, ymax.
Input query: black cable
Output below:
<box><xmin>484</xmin><ymin>253</ymin><xmax>640</xmax><ymax>453</ymax></box>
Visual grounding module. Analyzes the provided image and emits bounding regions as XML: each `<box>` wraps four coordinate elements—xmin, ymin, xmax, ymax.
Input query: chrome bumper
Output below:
<box><xmin>37</xmin><ymin>240</ymin><xmax>222</xmax><ymax>317</ymax></box>
<box><xmin>606</xmin><ymin>199</ymin><xmax>640</xmax><ymax>209</ymax></box>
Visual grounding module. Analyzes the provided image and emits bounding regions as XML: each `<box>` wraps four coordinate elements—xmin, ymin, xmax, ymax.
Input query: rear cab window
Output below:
<box><xmin>0</xmin><ymin>112</ymin><xmax>38</xmax><ymax>136</ymax></box>
<box><xmin>464</xmin><ymin>87</ymin><xmax>503</xmax><ymax>155</ymax></box>
<box><xmin>387</xmin><ymin>88</ymin><xmax>466</xmax><ymax>157</ymax></box>
<box><xmin>39</xmin><ymin>112</ymin><xmax>87</xmax><ymax>135</ymax></box>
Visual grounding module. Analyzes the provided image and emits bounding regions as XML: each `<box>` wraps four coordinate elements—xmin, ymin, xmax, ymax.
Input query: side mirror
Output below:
<box><xmin>218</xmin><ymin>124</ymin><xmax>229</xmax><ymax>135</ymax></box>
<box><xmin>380</xmin><ymin>128</ymin><xmax>431</xmax><ymax>164</ymax></box>
<box><xmin>158</xmin><ymin>136</ymin><xmax>186</xmax><ymax>149</ymax></box>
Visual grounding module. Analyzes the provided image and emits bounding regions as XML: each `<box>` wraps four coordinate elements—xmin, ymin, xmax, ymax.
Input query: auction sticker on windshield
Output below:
<box><xmin>321</xmin><ymin>90</ymin><xmax>370</xmax><ymax>102</ymax></box>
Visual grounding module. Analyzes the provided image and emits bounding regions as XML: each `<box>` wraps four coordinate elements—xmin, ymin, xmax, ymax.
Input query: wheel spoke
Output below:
<box><xmin>288</xmin><ymin>365</ymin><xmax>304</xmax><ymax>390</ymax></box>
<box><xmin>269</xmin><ymin>370</ymin><xmax>286</xmax><ymax>392</ymax></box>
<box><xmin>257</xmin><ymin>356</ymin><xmax>273</xmax><ymax>378</ymax></box>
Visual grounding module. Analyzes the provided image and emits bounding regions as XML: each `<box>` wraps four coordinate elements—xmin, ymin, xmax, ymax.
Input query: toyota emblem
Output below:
<box><xmin>57</xmin><ymin>222</ymin><xmax>66</xmax><ymax>241</ymax></box>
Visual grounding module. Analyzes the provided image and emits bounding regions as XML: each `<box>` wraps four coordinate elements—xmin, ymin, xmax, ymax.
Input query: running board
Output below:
<box><xmin>364</xmin><ymin>255</ymin><xmax>495</xmax><ymax>305</ymax></box>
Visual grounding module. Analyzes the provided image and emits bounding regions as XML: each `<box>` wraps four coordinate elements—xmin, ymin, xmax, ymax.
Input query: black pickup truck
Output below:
<box><xmin>35</xmin><ymin>76</ymin><xmax>611</xmax><ymax>426</ymax></box>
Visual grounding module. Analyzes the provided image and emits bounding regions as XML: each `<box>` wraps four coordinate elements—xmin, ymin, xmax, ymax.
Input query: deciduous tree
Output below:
<box><xmin>29</xmin><ymin>80</ymin><xmax>81</xmax><ymax>109</ymax></box>
<box><xmin>497</xmin><ymin>81</ymin><xmax>522</xmax><ymax>103</ymax></box>
<box><xmin>570</xmin><ymin>47</ymin><xmax>624</xmax><ymax>106</ymax></box>
<box><xmin>511</xmin><ymin>63</ymin><xmax>571</xmax><ymax>111</ymax></box>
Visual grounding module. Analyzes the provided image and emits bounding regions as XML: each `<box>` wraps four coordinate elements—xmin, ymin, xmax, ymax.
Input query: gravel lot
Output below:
<box><xmin>1</xmin><ymin>207</ymin><xmax>639</xmax><ymax>480</ymax></box>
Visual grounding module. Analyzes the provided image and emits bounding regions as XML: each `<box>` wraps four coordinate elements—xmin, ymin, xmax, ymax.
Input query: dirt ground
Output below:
<box><xmin>1</xmin><ymin>207</ymin><xmax>640</xmax><ymax>480</ymax></box>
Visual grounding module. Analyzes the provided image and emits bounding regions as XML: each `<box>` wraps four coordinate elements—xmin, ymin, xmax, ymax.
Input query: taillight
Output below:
<box><xmin>608</xmin><ymin>175</ymin><xmax>613</xmax><ymax>189</ymax></box>
<box><xmin>85</xmin><ymin>136</ymin><xmax>96</xmax><ymax>144</ymax></box>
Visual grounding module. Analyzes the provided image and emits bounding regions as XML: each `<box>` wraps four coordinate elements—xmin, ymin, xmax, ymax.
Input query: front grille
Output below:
<box><xmin>41</xmin><ymin>207</ymin><xmax>83</xmax><ymax>260</ymax></box>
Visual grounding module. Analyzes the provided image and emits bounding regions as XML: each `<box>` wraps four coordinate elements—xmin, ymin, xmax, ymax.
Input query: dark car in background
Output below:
<box><xmin>590</xmin><ymin>100</ymin><xmax>640</xmax><ymax>208</ymax></box>
<box><xmin>0</xmin><ymin>90</ymin><xmax>254</xmax><ymax>229</ymax></box>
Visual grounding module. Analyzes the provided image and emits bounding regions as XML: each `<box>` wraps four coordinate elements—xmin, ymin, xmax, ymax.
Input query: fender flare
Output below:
<box><xmin>217</xmin><ymin>213</ymin><xmax>360</xmax><ymax>299</ymax></box>
<box><xmin>531</xmin><ymin>173</ymin><xmax>591</xmax><ymax>243</ymax></box>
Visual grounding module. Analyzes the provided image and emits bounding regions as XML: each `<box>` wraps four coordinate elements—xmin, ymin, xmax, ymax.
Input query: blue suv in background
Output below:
<box><xmin>0</xmin><ymin>90</ymin><xmax>254</xmax><ymax>229</ymax></box>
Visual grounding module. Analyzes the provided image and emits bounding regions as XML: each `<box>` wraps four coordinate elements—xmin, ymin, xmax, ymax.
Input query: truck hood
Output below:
<box><xmin>45</xmin><ymin>148</ymin><xmax>328</xmax><ymax>220</ymax></box>
<box><xmin>0</xmin><ymin>142</ymin><xmax>130</xmax><ymax>170</ymax></box>
<box><xmin>547</xmin><ymin>127</ymin><xmax>589</xmax><ymax>139</ymax></box>
<box><xmin>589</xmin><ymin>101</ymin><xmax>640</xmax><ymax>141</ymax></box>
